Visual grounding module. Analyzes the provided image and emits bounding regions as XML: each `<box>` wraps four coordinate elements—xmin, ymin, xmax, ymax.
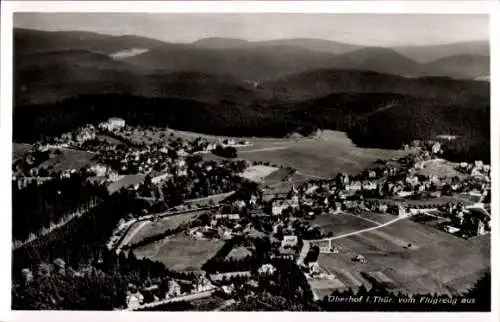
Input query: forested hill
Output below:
<box><xmin>13</xmin><ymin>91</ymin><xmax>490</xmax><ymax>162</ymax></box>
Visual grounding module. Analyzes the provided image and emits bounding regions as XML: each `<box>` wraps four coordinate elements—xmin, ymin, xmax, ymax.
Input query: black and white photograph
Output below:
<box><xmin>1</xmin><ymin>1</ymin><xmax>498</xmax><ymax>318</ymax></box>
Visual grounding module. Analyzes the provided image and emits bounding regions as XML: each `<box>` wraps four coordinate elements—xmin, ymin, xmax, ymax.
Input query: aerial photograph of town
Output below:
<box><xmin>9</xmin><ymin>9</ymin><xmax>491</xmax><ymax>312</ymax></box>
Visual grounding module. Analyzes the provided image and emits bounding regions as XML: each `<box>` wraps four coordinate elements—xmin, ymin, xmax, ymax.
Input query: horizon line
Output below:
<box><xmin>13</xmin><ymin>27</ymin><xmax>490</xmax><ymax>48</ymax></box>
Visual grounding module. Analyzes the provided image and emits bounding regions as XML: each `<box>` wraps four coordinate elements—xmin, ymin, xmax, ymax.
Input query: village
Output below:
<box><xmin>12</xmin><ymin>118</ymin><xmax>492</xmax><ymax>310</ymax></box>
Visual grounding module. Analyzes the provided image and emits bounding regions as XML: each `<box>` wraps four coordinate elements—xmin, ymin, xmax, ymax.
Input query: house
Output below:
<box><xmin>214</xmin><ymin>214</ymin><xmax>241</xmax><ymax>220</ymax></box>
<box><xmin>378</xmin><ymin>204</ymin><xmax>388</xmax><ymax>213</ymax></box>
<box><xmin>444</xmin><ymin>226</ymin><xmax>461</xmax><ymax>234</ymax></box>
<box><xmin>222</xmin><ymin>285</ymin><xmax>234</xmax><ymax>295</ymax></box>
<box><xmin>258</xmin><ymin>264</ymin><xmax>277</xmax><ymax>275</ymax></box>
<box><xmin>99</xmin><ymin>117</ymin><xmax>126</xmax><ymax>131</ymax></box>
<box><xmin>126</xmin><ymin>291</ymin><xmax>144</xmax><ymax>309</ymax></box>
<box><xmin>210</xmin><ymin>271</ymin><xmax>251</xmax><ymax>282</ymax></box>
<box><xmin>397</xmin><ymin>190</ymin><xmax>413</xmax><ymax>198</ymax></box>
<box><xmin>151</xmin><ymin>171</ymin><xmax>170</xmax><ymax>184</ymax></box>
<box><xmin>165</xmin><ymin>280</ymin><xmax>181</xmax><ymax>299</ymax></box>
<box><xmin>362</xmin><ymin>181</ymin><xmax>377</xmax><ymax>191</ymax></box>
<box><xmin>352</xmin><ymin>254</ymin><xmax>367</xmax><ymax>263</ymax></box>
<box><xmin>281</xmin><ymin>235</ymin><xmax>298</xmax><ymax>248</ymax></box>
<box><xmin>346</xmin><ymin>181</ymin><xmax>362</xmax><ymax>191</ymax></box>
<box><xmin>308</xmin><ymin>262</ymin><xmax>321</xmax><ymax>275</ymax></box>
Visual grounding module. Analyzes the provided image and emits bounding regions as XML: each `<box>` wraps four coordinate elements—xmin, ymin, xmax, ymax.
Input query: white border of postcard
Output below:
<box><xmin>1</xmin><ymin>1</ymin><xmax>499</xmax><ymax>322</ymax></box>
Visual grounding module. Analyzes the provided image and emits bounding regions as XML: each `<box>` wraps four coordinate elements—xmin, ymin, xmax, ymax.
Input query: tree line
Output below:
<box><xmin>14</xmin><ymin>92</ymin><xmax>489</xmax><ymax>163</ymax></box>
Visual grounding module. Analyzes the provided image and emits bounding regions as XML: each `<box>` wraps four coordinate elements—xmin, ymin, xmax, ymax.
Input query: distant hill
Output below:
<box><xmin>14</xmin><ymin>29</ymin><xmax>490</xmax><ymax>81</ymax></box>
<box><xmin>421</xmin><ymin>55</ymin><xmax>490</xmax><ymax>79</ymax></box>
<box><xmin>13</xmin><ymin>28</ymin><xmax>184</xmax><ymax>56</ymax></box>
<box><xmin>261</xmin><ymin>69</ymin><xmax>489</xmax><ymax>102</ymax></box>
<box><xmin>393</xmin><ymin>41</ymin><xmax>490</xmax><ymax>63</ymax></box>
<box><xmin>328</xmin><ymin>47</ymin><xmax>421</xmax><ymax>77</ymax></box>
<box><xmin>123</xmin><ymin>45</ymin><xmax>338</xmax><ymax>80</ymax></box>
<box><xmin>194</xmin><ymin>37</ymin><xmax>363</xmax><ymax>54</ymax></box>
<box><xmin>14</xmin><ymin>50</ymin><xmax>266</xmax><ymax>105</ymax></box>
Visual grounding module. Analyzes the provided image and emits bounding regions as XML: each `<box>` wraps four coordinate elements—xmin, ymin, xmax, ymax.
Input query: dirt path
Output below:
<box><xmin>341</xmin><ymin>211</ymin><xmax>382</xmax><ymax>225</ymax></box>
<box><xmin>116</xmin><ymin>221</ymin><xmax>149</xmax><ymax>252</ymax></box>
<box><xmin>238</xmin><ymin>147</ymin><xmax>288</xmax><ymax>154</ymax></box>
<box><xmin>309</xmin><ymin>213</ymin><xmax>413</xmax><ymax>243</ymax></box>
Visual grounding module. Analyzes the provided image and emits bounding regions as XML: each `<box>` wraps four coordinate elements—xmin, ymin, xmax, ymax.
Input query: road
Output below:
<box><xmin>126</xmin><ymin>289</ymin><xmax>216</xmax><ymax>311</ymax></box>
<box><xmin>112</xmin><ymin>205</ymin><xmax>220</xmax><ymax>252</ymax></box>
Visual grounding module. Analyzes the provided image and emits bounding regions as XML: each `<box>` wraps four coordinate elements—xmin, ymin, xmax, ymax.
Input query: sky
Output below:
<box><xmin>13</xmin><ymin>13</ymin><xmax>489</xmax><ymax>47</ymax></box>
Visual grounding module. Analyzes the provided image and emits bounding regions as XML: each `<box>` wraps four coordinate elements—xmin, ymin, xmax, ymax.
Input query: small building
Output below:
<box><xmin>281</xmin><ymin>235</ymin><xmax>298</xmax><ymax>248</ymax></box>
<box><xmin>258</xmin><ymin>264</ymin><xmax>277</xmax><ymax>275</ymax></box>
<box><xmin>165</xmin><ymin>280</ymin><xmax>181</xmax><ymax>299</ymax></box>
<box><xmin>352</xmin><ymin>254</ymin><xmax>367</xmax><ymax>264</ymax></box>
<box><xmin>126</xmin><ymin>291</ymin><xmax>144</xmax><ymax>309</ymax></box>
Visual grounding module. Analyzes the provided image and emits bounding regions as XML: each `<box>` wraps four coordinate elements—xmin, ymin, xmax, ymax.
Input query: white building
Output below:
<box><xmin>99</xmin><ymin>117</ymin><xmax>126</xmax><ymax>131</ymax></box>
<box><xmin>281</xmin><ymin>235</ymin><xmax>298</xmax><ymax>248</ymax></box>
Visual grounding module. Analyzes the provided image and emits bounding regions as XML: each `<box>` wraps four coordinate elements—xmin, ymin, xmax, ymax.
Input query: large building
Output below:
<box><xmin>99</xmin><ymin>117</ymin><xmax>126</xmax><ymax>131</ymax></box>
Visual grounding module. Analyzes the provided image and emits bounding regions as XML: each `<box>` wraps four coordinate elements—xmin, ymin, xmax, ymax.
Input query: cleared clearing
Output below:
<box><xmin>125</xmin><ymin>212</ymin><xmax>202</xmax><ymax>245</ymax></box>
<box><xmin>37</xmin><ymin>149</ymin><xmax>98</xmax><ymax>173</ymax></box>
<box><xmin>240</xmin><ymin>165</ymin><xmax>279</xmax><ymax>182</ymax></box>
<box><xmin>415</xmin><ymin>159</ymin><xmax>465</xmax><ymax>179</ymax></box>
<box><xmin>311</xmin><ymin>213</ymin><xmax>377</xmax><ymax>237</ymax></box>
<box><xmin>133</xmin><ymin>233</ymin><xmax>224</xmax><ymax>272</ymax></box>
<box><xmin>317</xmin><ymin>219</ymin><xmax>489</xmax><ymax>297</ymax></box>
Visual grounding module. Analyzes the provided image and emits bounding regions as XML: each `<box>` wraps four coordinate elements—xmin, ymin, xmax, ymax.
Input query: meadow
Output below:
<box><xmin>208</xmin><ymin>130</ymin><xmax>409</xmax><ymax>177</ymax></box>
<box><xmin>133</xmin><ymin>232</ymin><xmax>225</xmax><ymax>272</ymax></box>
<box><xmin>317</xmin><ymin>218</ymin><xmax>490</xmax><ymax>297</ymax></box>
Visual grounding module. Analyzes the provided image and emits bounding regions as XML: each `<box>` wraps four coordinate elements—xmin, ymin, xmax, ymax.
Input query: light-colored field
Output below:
<box><xmin>37</xmin><ymin>148</ymin><xmax>98</xmax><ymax>173</ymax></box>
<box><xmin>356</xmin><ymin>211</ymin><xmax>397</xmax><ymax>225</ymax></box>
<box><xmin>126</xmin><ymin>212</ymin><xmax>201</xmax><ymax>245</ymax></box>
<box><xmin>226</xmin><ymin>246</ymin><xmax>253</xmax><ymax>260</ymax></box>
<box><xmin>415</xmin><ymin>159</ymin><xmax>465</xmax><ymax>179</ymax></box>
<box><xmin>237</xmin><ymin>131</ymin><xmax>408</xmax><ymax>176</ymax></box>
<box><xmin>316</xmin><ymin>219</ymin><xmax>490</xmax><ymax>297</ymax></box>
<box><xmin>107</xmin><ymin>174</ymin><xmax>145</xmax><ymax>194</ymax></box>
<box><xmin>133</xmin><ymin>233</ymin><xmax>225</xmax><ymax>272</ymax></box>
<box><xmin>311</xmin><ymin>213</ymin><xmax>377</xmax><ymax>237</ymax></box>
<box><xmin>240</xmin><ymin>165</ymin><xmax>279</xmax><ymax>182</ymax></box>
<box><xmin>96</xmin><ymin>134</ymin><xmax>129</xmax><ymax>146</ymax></box>
<box><xmin>203</xmin><ymin>130</ymin><xmax>408</xmax><ymax>177</ymax></box>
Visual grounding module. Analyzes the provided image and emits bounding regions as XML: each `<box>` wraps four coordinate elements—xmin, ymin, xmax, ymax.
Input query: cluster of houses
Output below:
<box><xmin>126</xmin><ymin>275</ymin><xmax>215</xmax><ymax>310</ymax></box>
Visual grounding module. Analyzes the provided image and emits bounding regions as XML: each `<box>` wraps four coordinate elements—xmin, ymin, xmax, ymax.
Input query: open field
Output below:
<box><xmin>13</xmin><ymin>143</ymin><xmax>33</xmax><ymax>161</ymax></box>
<box><xmin>316</xmin><ymin>218</ymin><xmax>490</xmax><ymax>297</ymax></box>
<box><xmin>226</xmin><ymin>246</ymin><xmax>253</xmax><ymax>260</ymax></box>
<box><xmin>415</xmin><ymin>159</ymin><xmax>465</xmax><ymax>179</ymax></box>
<box><xmin>107</xmin><ymin>174</ymin><xmax>145</xmax><ymax>194</ymax></box>
<box><xmin>125</xmin><ymin>212</ymin><xmax>202</xmax><ymax>245</ymax></box>
<box><xmin>311</xmin><ymin>213</ymin><xmax>377</xmax><ymax>237</ymax></box>
<box><xmin>37</xmin><ymin>148</ymin><xmax>98</xmax><ymax>173</ymax></box>
<box><xmin>133</xmin><ymin>233</ymin><xmax>225</xmax><ymax>272</ymax></box>
<box><xmin>240</xmin><ymin>165</ymin><xmax>279</xmax><ymax>182</ymax></box>
<box><xmin>96</xmin><ymin>134</ymin><xmax>129</xmax><ymax>146</ymax></box>
<box><xmin>355</xmin><ymin>211</ymin><xmax>398</xmax><ymax>225</ymax></box>
<box><xmin>203</xmin><ymin>130</ymin><xmax>409</xmax><ymax>177</ymax></box>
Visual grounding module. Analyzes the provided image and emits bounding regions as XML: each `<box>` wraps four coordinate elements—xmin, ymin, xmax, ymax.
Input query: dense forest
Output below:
<box><xmin>12</xmin><ymin>189</ymin><xmax>197</xmax><ymax>310</ymax></box>
<box><xmin>12</xmin><ymin>175</ymin><xmax>108</xmax><ymax>242</ymax></box>
<box><xmin>13</xmin><ymin>92</ymin><xmax>490</xmax><ymax>162</ymax></box>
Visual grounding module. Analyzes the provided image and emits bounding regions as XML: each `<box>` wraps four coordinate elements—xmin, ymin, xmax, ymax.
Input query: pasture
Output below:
<box><xmin>240</xmin><ymin>165</ymin><xmax>279</xmax><ymax>182</ymax></box>
<box><xmin>37</xmin><ymin>148</ymin><xmax>98</xmax><ymax>173</ymax></box>
<box><xmin>133</xmin><ymin>233</ymin><xmax>225</xmax><ymax>272</ymax></box>
<box><xmin>316</xmin><ymin>218</ymin><xmax>490</xmax><ymax>297</ymax></box>
<box><xmin>13</xmin><ymin>143</ymin><xmax>33</xmax><ymax>161</ymax></box>
<box><xmin>311</xmin><ymin>213</ymin><xmax>377</xmax><ymax>237</ymax></box>
<box><xmin>222</xmin><ymin>130</ymin><xmax>408</xmax><ymax>177</ymax></box>
<box><xmin>415</xmin><ymin>159</ymin><xmax>465</xmax><ymax>179</ymax></box>
<box><xmin>125</xmin><ymin>212</ymin><xmax>202</xmax><ymax>245</ymax></box>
